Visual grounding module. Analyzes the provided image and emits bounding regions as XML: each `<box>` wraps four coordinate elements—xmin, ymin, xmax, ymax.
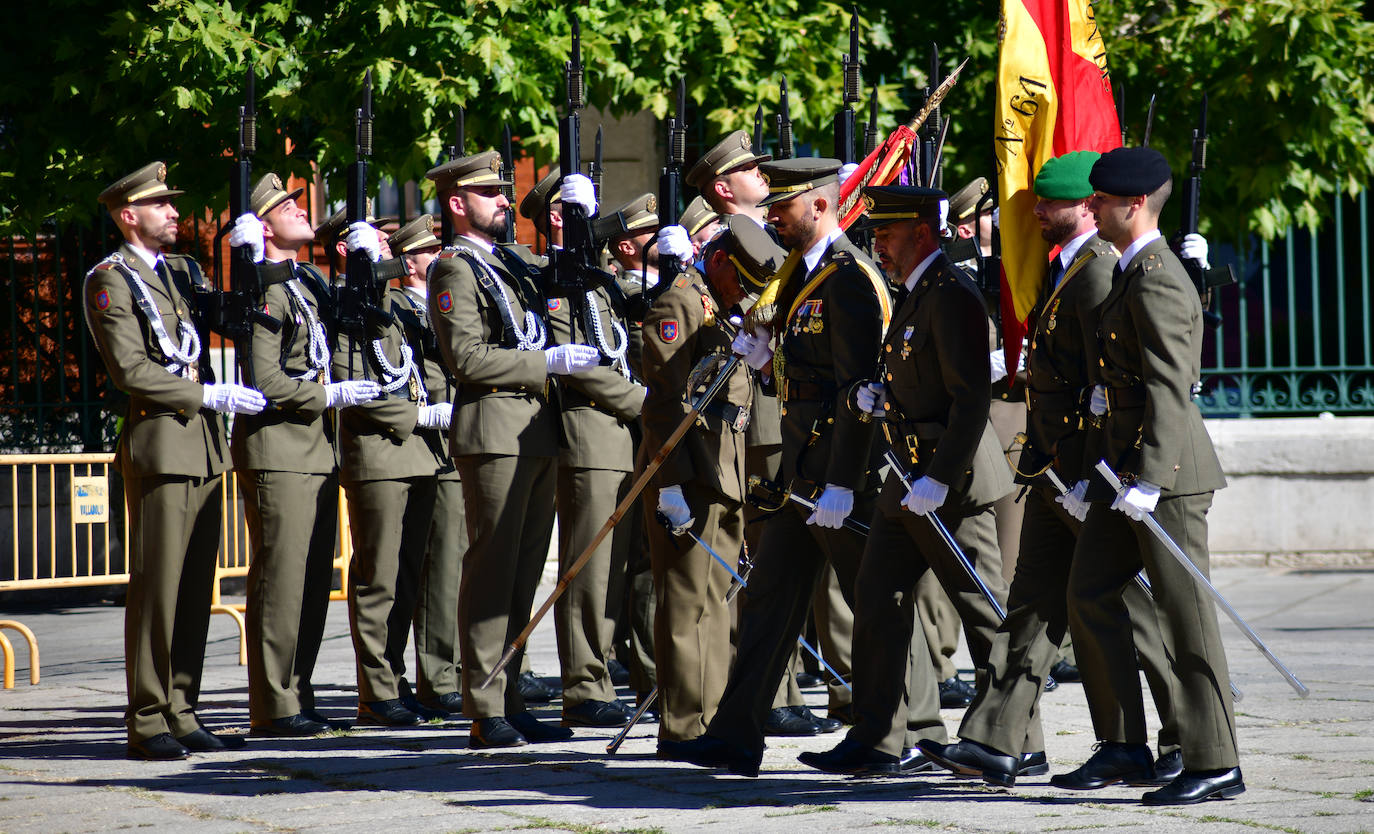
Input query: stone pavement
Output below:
<box><xmin>1</xmin><ymin>567</ymin><xmax>1371</xmax><ymax>833</ymax></box>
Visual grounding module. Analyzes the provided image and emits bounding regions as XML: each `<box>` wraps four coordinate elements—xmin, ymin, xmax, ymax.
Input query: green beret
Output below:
<box><xmin>1089</xmin><ymin>147</ymin><xmax>1172</xmax><ymax>197</ymax></box>
<box><xmin>1033</xmin><ymin>151</ymin><xmax>1101</xmax><ymax>200</ymax></box>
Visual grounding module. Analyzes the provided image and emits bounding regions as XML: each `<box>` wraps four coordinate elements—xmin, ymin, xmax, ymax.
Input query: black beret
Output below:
<box><xmin>1089</xmin><ymin>147</ymin><xmax>1173</xmax><ymax>197</ymax></box>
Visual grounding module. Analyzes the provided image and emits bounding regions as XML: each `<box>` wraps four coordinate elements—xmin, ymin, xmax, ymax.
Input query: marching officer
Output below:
<box><xmin>85</xmin><ymin>162</ymin><xmax>263</xmax><ymax>759</ymax></box>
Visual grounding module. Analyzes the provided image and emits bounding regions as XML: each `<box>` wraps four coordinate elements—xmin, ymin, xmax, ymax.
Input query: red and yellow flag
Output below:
<box><xmin>996</xmin><ymin>0</ymin><xmax>1120</xmax><ymax>362</ymax></box>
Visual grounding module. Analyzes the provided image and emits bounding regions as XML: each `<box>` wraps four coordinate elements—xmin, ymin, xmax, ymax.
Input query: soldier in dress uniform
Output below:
<box><xmin>229</xmin><ymin>174</ymin><xmax>380</xmax><ymax>737</ymax></box>
<box><xmin>1056</xmin><ymin>146</ymin><xmax>1242</xmax><ymax>805</ymax></box>
<box><xmin>85</xmin><ymin>162</ymin><xmax>264</xmax><ymax>759</ymax></box>
<box><xmin>426</xmin><ymin>150</ymin><xmax>600</xmax><ymax>748</ymax></box>
<box><xmin>680</xmin><ymin>196</ymin><xmax>722</xmax><ymax>261</ymax></box>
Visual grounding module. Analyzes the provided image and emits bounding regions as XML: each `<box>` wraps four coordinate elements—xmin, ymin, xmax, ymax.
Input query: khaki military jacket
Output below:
<box><xmin>230</xmin><ymin>263</ymin><xmax>333</xmax><ymax>475</ymax></box>
<box><xmin>775</xmin><ymin>234</ymin><xmax>887</xmax><ymax>492</ymax></box>
<box><xmin>1091</xmin><ymin>236</ymin><xmax>1225</xmax><ymax>496</ymax></box>
<box><xmin>879</xmin><ymin>253</ymin><xmax>1012</xmax><ymax>514</ymax></box>
<box><xmin>428</xmin><ymin>236</ymin><xmax>557</xmax><ymax>459</ymax></box>
<box><xmin>546</xmin><ymin>286</ymin><xmax>645</xmax><ymax>473</ymax></box>
<box><xmin>82</xmin><ymin>243</ymin><xmax>227</xmax><ymax>479</ymax></box>
<box><xmin>390</xmin><ymin>285</ymin><xmax>458</xmax><ymax>478</ymax></box>
<box><xmin>641</xmin><ymin>272</ymin><xmax>752</xmax><ymax>503</ymax></box>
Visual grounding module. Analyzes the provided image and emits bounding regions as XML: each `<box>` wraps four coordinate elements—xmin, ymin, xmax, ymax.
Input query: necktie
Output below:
<box><xmin>1048</xmin><ymin>256</ymin><xmax>1066</xmax><ymax>288</ymax></box>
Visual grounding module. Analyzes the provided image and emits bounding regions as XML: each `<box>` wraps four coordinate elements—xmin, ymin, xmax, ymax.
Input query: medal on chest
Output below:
<box><xmin>793</xmin><ymin>299</ymin><xmax>823</xmax><ymax>336</ymax></box>
<box><xmin>1045</xmin><ymin>297</ymin><xmax>1061</xmax><ymax>332</ymax></box>
<box><xmin>900</xmin><ymin>324</ymin><xmax>914</xmax><ymax>360</ymax></box>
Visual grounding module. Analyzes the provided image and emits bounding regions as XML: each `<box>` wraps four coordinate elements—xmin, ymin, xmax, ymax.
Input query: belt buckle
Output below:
<box><xmin>731</xmin><ymin>406</ymin><xmax>750</xmax><ymax>433</ymax></box>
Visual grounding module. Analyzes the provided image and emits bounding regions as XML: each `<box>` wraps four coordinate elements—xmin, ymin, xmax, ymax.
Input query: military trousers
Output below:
<box><xmin>456</xmin><ymin>453</ymin><xmax>557</xmax><ymax>718</ymax></box>
<box><xmin>960</xmin><ymin>485</ymin><xmax>1180</xmax><ymax>757</ymax></box>
<box><xmin>704</xmin><ymin>498</ymin><xmax>867</xmax><ymax>755</ymax></box>
<box><xmin>242</xmin><ymin>469</ymin><xmax>339</xmax><ymax>723</ymax></box>
<box><xmin>916</xmin><ymin>573</ymin><xmax>962</xmax><ymax>680</ymax></box>
<box><xmin>412</xmin><ymin>472</ymin><xmax>466</xmax><ymax>701</ymax></box>
<box><xmin>344</xmin><ymin>475</ymin><xmax>437</xmax><ymax>703</ymax></box>
<box><xmin>556</xmin><ymin>463</ymin><xmax>633</xmax><ymax>706</ymax></box>
<box><xmin>122</xmin><ymin>472</ymin><xmax>222</xmax><ymax>743</ymax></box>
<box><xmin>848</xmin><ymin>501</ymin><xmax>1007</xmax><ymax>757</ymax></box>
<box><xmin>646</xmin><ymin>482</ymin><xmax>743</xmax><ymax>742</ymax></box>
<box><xmin>1068</xmin><ymin>495</ymin><xmax>1239</xmax><ymax>771</ymax></box>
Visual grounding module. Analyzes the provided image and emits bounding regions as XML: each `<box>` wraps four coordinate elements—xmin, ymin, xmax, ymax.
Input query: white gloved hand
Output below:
<box><xmin>325</xmin><ymin>380</ymin><xmax>382</xmax><ymax>409</ymax></box>
<box><xmin>227</xmin><ymin>213</ymin><xmax>265</xmax><ymax>262</ymax></box>
<box><xmin>1180</xmin><ymin>233</ymin><xmax>1210</xmax><ymax>269</ymax></box>
<box><xmin>854</xmin><ymin>381</ymin><xmax>887</xmax><ymax>416</ymax></box>
<box><xmin>991</xmin><ymin>206</ymin><xmax>1000</xmax><ymax>229</ymax></box>
<box><xmin>344</xmin><ymin>221</ymin><xmax>382</xmax><ymax>262</ymax></box>
<box><xmin>990</xmin><ymin>349</ymin><xmax>1008</xmax><ymax>383</ymax></box>
<box><xmin>657</xmin><ymin>485</ymin><xmax>694</xmax><ymax>534</ymax></box>
<box><xmin>901</xmin><ymin>475</ymin><xmax>949</xmax><ymax>516</ymax></box>
<box><xmin>729</xmin><ymin>326</ymin><xmax>773</xmax><ymax>371</ymax></box>
<box><xmin>730</xmin><ymin>327</ymin><xmax>760</xmax><ymax>357</ymax></box>
<box><xmin>1112</xmin><ymin>479</ymin><xmax>1161</xmax><ymax>521</ymax></box>
<box><xmin>558</xmin><ymin>173</ymin><xmax>598</xmax><ymax>215</ymax></box>
<box><xmin>416</xmin><ymin>402</ymin><xmax>453</xmax><ymax>430</ymax></box>
<box><xmin>806</xmin><ymin>484</ymin><xmax>854</xmax><ymax>529</ymax></box>
<box><xmin>1089</xmin><ymin>384</ymin><xmax>1108</xmax><ymax>416</ymax></box>
<box><xmin>1054</xmin><ymin>478</ymin><xmax>1090</xmax><ymax>522</ymax></box>
<box><xmin>838</xmin><ymin>162</ymin><xmax>860</xmax><ymax>187</ymax></box>
<box><xmin>655</xmin><ymin>224</ymin><xmax>694</xmax><ymax>263</ymax></box>
<box><xmin>545</xmin><ymin>343</ymin><xmax>601</xmax><ymax>375</ymax></box>
<box><xmin>202</xmin><ymin>383</ymin><xmax>267</xmax><ymax>415</ymax></box>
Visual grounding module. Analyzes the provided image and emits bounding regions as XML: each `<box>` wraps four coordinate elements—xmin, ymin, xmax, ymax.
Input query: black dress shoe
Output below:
<box><xmin>608</xmin><ymin>658</ymin><xmax>631</xmax><ymax>687</ymax></box>
<box><xmin>470</xmin><ymin>717</ymin><xmax>528</xmax><ymax>749</ymax></box>
<box><xmin>658</xmin><ymin>735</ymin><xmax>760</xmax><ymax>777</ymax></box>
<box><xmin>789</xmin><ymin>704</ymin><xmax>841</xmax><ymax>733</ymax></box>
<box><xmin>798</xmin><ymin>737</ymin><xmax>905</xmax><ymax>776</ymax></box>
<box><xmin>517</xmin><ymin>671</ymin><xmax>558</xmax><ymax>703</ymax></box>
<box><xmin>509</xmin><ymin>710</ymin><xmax>575</xmax><ymax>742</ymax></box>
<box><xmin>1142</xmin><ymin>767</ymin><xmax>1245</xmax><ymax>805</ymax></box>
<box><xmin>1050</xmin><ymin>659</ymin><xmax>1081</xmax><ymax>683</ymax></box>
<box><xmin>1019</xmin><ymin>750</ymin><xmax>1049</xmax><ymax>776</ymax></box>
<box><xmin>919</xmin><ymin>739</ymin><xmax>1018</xmax><ymax>786</ymax></box>
<box><xmin>418</xmin><ymin>692</ymin><xmax>464</xmax><ymax>715</ymax></box>
<box><xmin>939</xmin><ymin>676</ymin><xmax>975</xmax><ymax>708</ymax></box>
<box><xmin>177</xmin><ymin>726</ymin><xmax>247</xmax><ymax>751</ymax></box>
<box><xmin>563</xmin><ymin>699</ymin><xmax>633</xmax><ymax>727</ymax></box>
<box><xmin>255</xmin><ymin>713</ymin><xmax>330</xmax><ymax>737</ymax></box>
<box><xmin>400</xmin><ymin>693</ymin><xmax>448</xmax><ymax>722</ymax></box>
<box><xmin>1050</xmin><ymin>742</ymin><xmax>1155</xmax><ymax>790</ymax></box>
<box><xmin>898</xmin><ymin>747</ymin><xmax>938</xmax><ymax>774</ymax></box>
<box><xmin>357</xmin><ymin>699</ymin><xmax>423</xmax><ymax>727</ymax></box>
<box><xmin>765</xmin><ymin>706</ymin><xmax>822</xmax><ymax>736</ymax></box>
<box><xmin>795</xmin><ymin>671</ymin><xmax>824</xmax><ymax>688</ymax></box>
<box><xmin>127</xmin><ymin>733</ymin><xmax>190</xmax><ymax>761</ymax></box>
<box><xmin>303</xmin><ymin>709</ymin><xmax>352</xmax><ymax>731</ymax></box>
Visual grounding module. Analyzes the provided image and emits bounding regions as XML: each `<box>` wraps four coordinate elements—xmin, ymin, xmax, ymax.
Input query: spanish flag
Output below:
<box><xmin>996</xmin><ymin>0</ymin><xmax>1120</xmax><ymax>363</ymax></box>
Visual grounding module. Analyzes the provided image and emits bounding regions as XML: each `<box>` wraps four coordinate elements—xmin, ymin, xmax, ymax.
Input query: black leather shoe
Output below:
<box><xmin>898</xmin><ymin>747</ymin><xmax>938</xmax><ymax>774</ymax></box>
<box><xmin>303</xmin><ymin>709</ymin><xmax>352</xmax><ymax>731</ymax></box>
<box><xmin>798</xmin><ymin>737</ymin><xmax>904</xmax><ymax>776</ymax></box>
<box><xmin>827</xmin><ymin>704</ymin><xmax>856</xmax><ymax>725</ymax></box>
<box><xmin>1019</xmin><ymin>750</ymin><xmax>1049</xmax><ymax>776</ymax></box>
<box><xmin>765</xmin><ymin>706</ymin><xmax>822</xmax><ymax>736</ymax></box>
<box><xmin>608</xmin><ymin>658</ymin><xmax>631</xmax><ymax>687</ymax></box>
<box><xmin>127</xmin><ymin>733</ymin><xmax>190</xmax><ymax>760</ymax></box>
<box><xmin>919</xmin><ymin>739</ymin><xmax>1018</xmax><ymax>786</ymax></box>
<box><xmin>1050</xmin><ymin>659</ymin><xmax>1081</xmax><ymax>683</ymax></box>
<box><xmin>939</xmin><ymin>676</ymin><xmax>975</xmax><ymax>708</ymax></box>
<box><xmin>418</xmin><ymin>692</ymin><xmax>464</xmax><ymax>715</ymax></box>
<box><xmin>177</xmin><ymin>726</ymin><xmax>247</xmax><ymax>751</ymax></box>
<box><xmin>1050</xmin><ymin>742</ymin><xmax>1154</xmax><ymax>790</ymax></box>
<box><xmin>399</xmin><ymin>693</ymin><xmax>448</xmax><ymax>722</ymax></box>
<box><xmin>795</xmin><ymin>671</ymin><xmax>824</xmax><ymax>688</ymax></box>
<box><xmin>1152</xmin><ymin>750</ymin><xmax>1184</xmax><ymax>783</ymax></box>
<box><xmin>789</xmin><ymin>704</ymin><xmax>841</xmax><ymax>733</ymax></box>
<box><xmin>562</xmin><ymin>699</ymin><xmax>633</xmax><ymax>728</ymax></box>
<box><xmin>255</xmin><ymin>713</ymin><xmax>330</xmax><ymax>737</ymax></box>
<box><xmin>470</xmin><ymin>717</ymin><xmax>528</xmax><ymax>749</ymax></box>
<box><xmin>1142</xmin><ymin>767</ymin><xmax>1245</xmax><ymax>805</ymax></box>
<box><xmin>517</xmin><ymin>671</ymin><xmax>558</xmax><ymax>703</ymax></box>
<box><xmin>357</xmin><ymin>699</ymin><xmax>423</xmax><ymax>727</ymax></box>
<box><xmin>509</xmin><ymin>710</ymin><xmax>575</xmax><ymax>742</ymax></box>
<box><xmin>658</xmin><ymin>735</ymin><xmax>761</xmax><ymax>778</ymax></box>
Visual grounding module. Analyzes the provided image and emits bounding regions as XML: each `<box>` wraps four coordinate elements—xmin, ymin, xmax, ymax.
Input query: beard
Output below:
<box><xmin>470</xmin><ymin>207</ymin><xmax>508</xmax><ymax>241</ymax></box>
<box><xmin>775</xmin><ymin>211</ymin><xmax>816</xmax><ymax>251</ymax></box>
<box><xmin>1039</xmin><ymin>213</ymin><xmax>1078</xmax><ymax>246</ymax></box>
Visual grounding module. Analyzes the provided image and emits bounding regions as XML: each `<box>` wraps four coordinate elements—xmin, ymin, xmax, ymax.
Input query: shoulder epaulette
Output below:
<box><xmin>85</xmin><ymin>251</ymin><xmax>128</xmax><ymax>280</ymax></box>
<box><xmin>673</xmin><ymin>275</ymin><xmax>690</xmax><ymax>289</ymax></box>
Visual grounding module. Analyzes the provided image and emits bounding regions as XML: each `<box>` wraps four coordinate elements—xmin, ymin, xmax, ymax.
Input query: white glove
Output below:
<box><xmin>227</xmin><ymin>213</ymin><xmax>265</xmax><ymax>262</ymax></box>
<box><xmin>656</xmin><ymin>224</ymin><xmax>694</xmax><ymax>263</ymax></box>
<box><xmin>416</xmin><ymin>402</ymin><xmax>453</xmax><ymax>430</ymax></box>
<box><xmin>1112</xmin><ymin>480</ymin><xmax>1161</xmax><ymax>521</ymax></box>
<box><xmin>990</xmin><ymin>349</ymin><xmax>1008</xmax><ymax>383</ymax></box>
<box><xmin>657</xmin><ymin>485</ymin><xmax>694</xmax><ymax>534</ymax></box>
<box><xmin>854</xmin><ymin>382</ymin><xmax>886</xmax><ymax>416</ymax></box>
<box><xmin>730</xmin><ymin>326</ymin><xmax>773</xmax><ymax>371</ymax></box>
<box><xmin>202</xmin><ymin>383</ymin><xmax>267</xmax><ymax>415</ymax></box>
<box><xmin>807</xmin><ymin>484</ymin><xmax>854</xmax><ymax>529</ymax></box>
<box><xmin>1089</xmin><ymin>384</ymin><xmax>1108</xmax><ymax>416</ymax></box>
<box><xmin>545</xmin><ymin>343</ymin><xmax>601</xmax><ymax>375</ymax></box>
<box><xmin>901</xmin><ymin>475</ymin><xmax>949</xmax><ymax>516</ymax></box>
<box><xmin>345</xmin><ymin>221</ymin><xmax>382</xmax><ymax>262</ymax></box>
<box><xmin>1180</xmin><ymin>233</ymin><xmax>1210</xmax><ymax>269</ymax></box>
<box><xmin>558</xmin><ymin>173</ymin><xmax>598</xmax><ymax>215</ymax></box>
<box><xmin>991</xmin><ymin>207</ymin><xmax>1000</xmax><ymax>229</ymax></box>
<box><xmin>1054</xmin><ymin>478</ymin><xmax>1090</xmax><ymax>522</ymax></box>
<box><xmin>838</xmin><ymin>162</ymin><xmax>860</xmax><ymax>187</ymax></box>
<box><xmin>325</xmin><ymin>380</ymin><xmax>382</xmax><ymax>409</ymax></box>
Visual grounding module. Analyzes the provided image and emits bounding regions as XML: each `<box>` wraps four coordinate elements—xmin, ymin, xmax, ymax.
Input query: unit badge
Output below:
<box><xmin>437</xmin><ymin>290</ymin><xmax>453</xmax><ymax>313</ymax></box>
<box><xmin>547</xmin><ymin>298</ymin><xmax>562</xmax><ymax>312</ymax></box>
<box><xmin>660</xmin><ymin>320</ymin><xmax>679</xmax><ymax>342</ymax></box>
<box><xmin>95</xmin><ymin>289</ymin><xmax>110</xmax><ymax>311</ymax></box>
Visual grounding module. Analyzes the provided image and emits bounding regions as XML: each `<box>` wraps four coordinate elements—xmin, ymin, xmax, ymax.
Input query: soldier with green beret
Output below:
<box><xmin>85</xmin><ymin>161</ymin><xmax>265</xmax><ymax>759</ymax></box>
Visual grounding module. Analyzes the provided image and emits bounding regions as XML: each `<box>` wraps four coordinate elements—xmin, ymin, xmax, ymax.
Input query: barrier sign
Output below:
<box><xmin>71</xmin><ymin>476</ymin><xmax>109</xmax><ymax>524</ymax></box>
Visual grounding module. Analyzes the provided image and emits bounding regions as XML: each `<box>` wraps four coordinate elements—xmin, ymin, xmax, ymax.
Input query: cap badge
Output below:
<box><xmin>646</xmin><ymin>195</ymin><xmax>658</xmax><ymax>213</ymax></box>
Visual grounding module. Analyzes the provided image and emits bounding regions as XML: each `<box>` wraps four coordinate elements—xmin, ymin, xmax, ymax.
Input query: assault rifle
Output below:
<box><xmin>1172</xmin><ymin>94</ymin><xmax>1235</xmax><ymax>329</ymax></box>
<box><xmin>776</xmin><ymin>77</ymin><xmax>794</xmax><ymax>159</ymax></box>
<box><xmin>833</xmin><ymin>8</ymin><xmax>861</xmax><ymax>164</ymax></box>
<box><xmin>499</xmin><ymin>122</ymin><xmax>516</xmax><ymax>245</ymax></box>
<box><xmin>440</xmin><ymin>109</ymin><xmax>463</xmax><ymax>245</ymax></box>
<box><xmin>650</xmin><ymin>76</ymin><xmax>688</xmax><ymax>300</ymax></box>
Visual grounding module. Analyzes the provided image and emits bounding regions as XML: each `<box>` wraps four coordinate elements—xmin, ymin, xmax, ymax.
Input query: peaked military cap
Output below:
<box><xmin>251</xmin><ymin>173</ymin><xmax>304</xmax><ymax>218</ymax></box>
<box><xmin>315</xmin><ymin>207</ymin><xmax>382</xmax><ymax>244</ymax></box>
<box><xmin>426</xmin><ymin>149</ymin><xmax>512</xmax><ymax>192</ymax></box>
<box><xmin>948</xmin><ymin>177</ymin><xmax>990</xmax><ymax>222</ymax></box>
<box><xmin>602</xmin><ymin>193</ymin><xmax>660</xmax><ymax>240</ymax></box>
<box><xmin>685</xmin><ymin>129</ymin><xmax>772</xmax><ymax>190</ymax></box>
<box><xmin>858</xmin><ymin>185</ymin><xmax>949</xmax><ymax>229</ymax></box>
<box><xmin>98</xmin><ymin>161</ymin><xmax>184</xmax><ymax>208</ymax></box>
<box><xmin>518</xmin><ymin>168</ymin><xmax>563</xmax><ymax>221</ymax></box>
<box><xmin>680</xmin><ymin>195</ymin><xmax>720</xmax><ymax>238</ymax></box>
<box><xmin>1089</xmin><ymin>147</ymin><xmax>1172</xmax><ymax>197</ymax></box>
<box><xmin>716</xmin><ymin>215</ymin><xmax>787</xmax><ymax>291</ymax></box>
<box><xmin>390</xmin><ymin>214</ymin><xmax>442</xmax><ymax>254</ymax></box>
<box><xmin>757</xmin><ymin>157</ymin><xmax>841</xmax><ymax>206</ymax></box>
<box><xmin>1034</xmin><ymin>151</ymin><xmax>1101</xmax><ymax>200</ymax></box>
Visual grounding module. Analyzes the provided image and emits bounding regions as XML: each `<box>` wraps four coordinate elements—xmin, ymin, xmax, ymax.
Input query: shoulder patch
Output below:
<box><xmin>673</xmin><ymin>276</ymin><xmax>690</xmax><ymax>288</ymax></box>
<box><xmin>659</xmin><ymin>320</ymin><xmax>679</xmax><ymax>342</ymax></box>
<box><xmin>437</xmin><ymin>290</ymin><xmax>453</xmax><ymax>313</ymax></box>
<box><xmin>547</xmin><ymin>298</ymin><xmax>562</xmax><ymax>312</ymax></box>
<box><xmin>95</xmin><ymin>289</ymin><xmax>110</xmax><ymax>311</ymax></box>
